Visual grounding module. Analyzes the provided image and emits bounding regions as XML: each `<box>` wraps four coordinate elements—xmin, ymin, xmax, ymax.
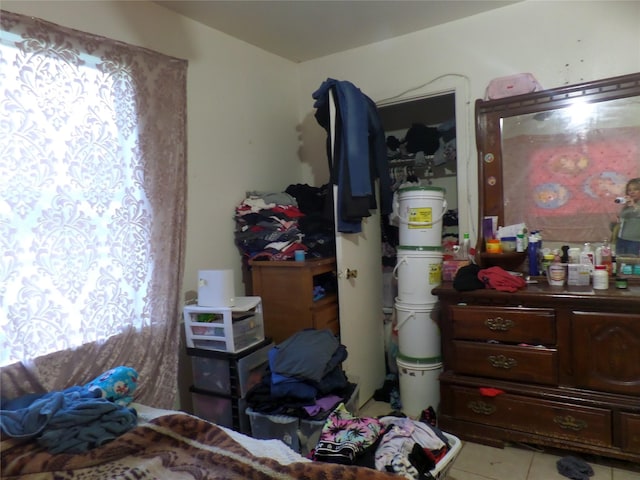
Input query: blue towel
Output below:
<box><xmin>0</xmin><ymin>386</ymin><xmax>137</xmax><ymax>453</ymax></box>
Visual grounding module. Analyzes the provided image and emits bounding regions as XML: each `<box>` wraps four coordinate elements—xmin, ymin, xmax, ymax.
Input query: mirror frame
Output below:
<box><xmin>475</xmin><ymin>72</ymin><xmax>640</xmax><ymax>267</ymax></box>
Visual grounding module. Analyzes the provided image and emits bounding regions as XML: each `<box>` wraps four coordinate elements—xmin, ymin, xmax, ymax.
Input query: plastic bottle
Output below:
<box><xmin>459</xmin><ymin>233</ymin><xmax>470</xmax><ymax>260</ymax></box>
<box><xmin>580</xmin><ymin>243</ymin><xmax>594</xmax><ymax>273</ymax></box>
<box><xmin>528</xmin><ymin>235</ymin><xmax>539</xmax><ymax>276</ymax></box>
<box><xmin>516</xmin><ymin>234</ymin><xmax>525</xmax><ymax>253</ymax></box>
<box><xmin>599</xmin><ymin>240</ymin><xmax>612</xmax><ymax>276</ymax></box>
<box><xmin>593</xmin><ymin>265</ymin><xmax>609</xmax><ymax>290</ymax></box>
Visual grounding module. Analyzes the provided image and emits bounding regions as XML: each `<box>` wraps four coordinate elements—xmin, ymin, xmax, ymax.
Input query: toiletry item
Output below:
<box><xmin>567</xmin><ymin>263</ymin><xmax>590</xmax><ymax>286</ymax></box>
<box><xmin>542</xmin><ymin>253</ymin><xmax>555</xmax><ymax>275</ymax></box>
<box><xmin>593</xmin><ymin>265</ymin><xmax>609</xmax><ymax>290</ymax></box>
<box><xmin>516</xmin><ymin>234</ymin><xmax>525</xmax><ymax>252</ymax></box>
<box><xmin>528</xmin><ymin>235</ymin><xmax>539</xmax><ymax>276</ymax></box>
<box><xmin>458</xmin><ymin>233</ymin><xmax>470</xmax><ymax>260</ymax></box>
<box><xmin>568</xmin><ymin>247</ymin><xmax>581</xmax><ymax>264</ymax></box>
<box><xmin>580</xmin><ymin>243</ymin><xmax>594</xmax><ymax>272</ymax></box>
<box><xmin>486</xmin><ymin>238</ymin><xmax>502</xmax><ymax>253</ymax></box>
<box><xmin>598</xmin><ymin>240</ymin><xmax>612</xmax><ymax>276</ymax></box>
<box><xmin>501</xmin><ymin>236</ymin><xmax>517</xmax><ymax>253</ymax></box>
<box><xmin>615</xmin><ymin>277</ymin><xmax>628</xmax><ymax>289</ymax></box>
<box><xmin>547</xmin><ymin>262</ymin><xmax>566</xmax><ymax>286</ymax></box>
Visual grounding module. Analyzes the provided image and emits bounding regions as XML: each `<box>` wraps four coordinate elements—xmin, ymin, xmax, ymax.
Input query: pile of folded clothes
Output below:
<box><xmin>245</xmin><ymin>329</ymin><xmax>354</xmax><ymax>420</ymax></box>
<box><xmin>234</xmin><ymin>191</ymin><xmax>306</xmax><ymax>261</ymax></box>
<box><xmin>235</xmin><ymin>186</ymin><xmax>335</xmax><ymax>262</ymax></box>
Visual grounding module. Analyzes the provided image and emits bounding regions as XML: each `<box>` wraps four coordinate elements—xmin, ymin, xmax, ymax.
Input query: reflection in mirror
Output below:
<box><xmin>502</xmin><ymin>96</ymin><xmax>640</xmax><ymax>244</ymax></box>
<box><xmin>476</xmin><ymin>72</ymin><xmax>640</xmax><ymax>261</ymax></box>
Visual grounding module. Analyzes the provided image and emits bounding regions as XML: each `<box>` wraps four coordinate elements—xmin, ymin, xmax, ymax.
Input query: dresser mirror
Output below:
<box><xmin>475</xmin><ymin>72</ymin><xmax>640</xmax><ymax>264</ymax></box>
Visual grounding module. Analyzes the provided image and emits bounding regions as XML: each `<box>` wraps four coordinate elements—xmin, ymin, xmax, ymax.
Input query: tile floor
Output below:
<box><xmin>360</xmin><ymin>400</ymin><xmax>640</xmax><ymax>480</ymax></box>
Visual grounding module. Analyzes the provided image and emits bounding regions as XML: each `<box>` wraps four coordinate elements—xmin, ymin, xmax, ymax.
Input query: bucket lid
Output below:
<box><xmin>397</xmin><ymin>185</ymin><xmax>446</xmax><ymax>194</ymax></box>
<box><xmin>394</xmin><ymin>297</ymin><xmax>438</xmax><ymax>311</ymax></box>
<box><xmin>397</xmin><ymin>245</ymin><xmax>443</xmax><ymax>252</ymax></box>
<box><xmin>397</xmin><ymin>352</ymin><xmax>442</xmax><ymax>365</ymax></box>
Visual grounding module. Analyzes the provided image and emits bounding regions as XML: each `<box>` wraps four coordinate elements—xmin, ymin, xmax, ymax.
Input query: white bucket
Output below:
<box><xmin>394</xmin><ymin>299</ymin><xmax>440</xmax><ymax>359</ymax></box>
<box><xmin>393</xmin><ymin>186</ymin><xmax>447</xmax><ymax>246</ymax></box>
<box><xmin>397</xmin><ymin>354</ymin><xmax>442</xmax><ymax>418</ymax></box>
<box><xmin>393</xmin><ymin>246</ymin><xmax>442</xmax><ymax>304</ymax></box>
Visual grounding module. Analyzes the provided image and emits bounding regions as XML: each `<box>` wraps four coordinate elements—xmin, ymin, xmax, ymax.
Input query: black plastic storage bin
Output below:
<box><xmin>189</xmin><ymin>385</ymin><xmax>251</xmax><ymax>434</ymax></box>
<box><xmin>187</xmin><ymin>338</ymin><xmax>273</xmax><ymax>398</ymax></box>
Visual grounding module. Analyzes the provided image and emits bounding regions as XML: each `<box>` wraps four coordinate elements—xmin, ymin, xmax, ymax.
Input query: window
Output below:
<box><xmin>0</xmin><ymin>11</ymin><xmax>187</xmax><ymax>407</ymax></box>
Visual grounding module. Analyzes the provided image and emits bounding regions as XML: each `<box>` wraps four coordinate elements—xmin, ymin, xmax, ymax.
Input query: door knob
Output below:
<box><xmin>346</xmin><ymin>268</ymin><xmax>358</xmax><ymax>279</ymax></box>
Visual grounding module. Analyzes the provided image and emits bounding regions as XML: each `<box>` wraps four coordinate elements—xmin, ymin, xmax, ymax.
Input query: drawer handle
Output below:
<box><xmin>553</xmin><ymin>415</ymin><xmax>588</xmax><ymax>432</ymax></box>
<box><xmin>485</xmin><ymin>317</ymin><xmax>513</xmax><ymax>331</ymax></box>
<box><xmin>488</xmin><ymin>354</ymin><xmax>518</xmax><ymax>369</ymax></box>
<box><xmin>467</xmin><ymin>400</ymin><xmax>496</xmax><ymax>415</ymax></box>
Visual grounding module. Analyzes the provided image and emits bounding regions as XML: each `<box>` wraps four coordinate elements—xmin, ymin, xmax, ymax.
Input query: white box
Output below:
<box><xmin>198</xmin><ymin>269</ymin><xmax>235</xmax><ymax>307</ymax></box>
<box><xmin>184</xmin><ymin>296</ymin><xmax>264</xmax><ymax>353</ymax></box>
<box><xmin>567</xmin><ymin>263</ymin><xmax>590</xmax><ymax>286</ymax></box>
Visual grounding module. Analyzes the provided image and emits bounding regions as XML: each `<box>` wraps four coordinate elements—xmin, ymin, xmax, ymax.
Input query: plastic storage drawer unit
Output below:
<box><xmin>187</xmin><ymin>339</ymin><xmax>273</xmax><ymax>397</ymax></box>
<box><xmin>184</xmin><ymin>296</ymin><xmax>265</xmax><ymax>353</ymax></box>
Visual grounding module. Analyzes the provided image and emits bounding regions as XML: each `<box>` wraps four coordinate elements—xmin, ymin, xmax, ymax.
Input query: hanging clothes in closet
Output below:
<box><xmin>312</xmin><ymin>78</ymin><xmax>392</xmax><ymax>233</ymax></box>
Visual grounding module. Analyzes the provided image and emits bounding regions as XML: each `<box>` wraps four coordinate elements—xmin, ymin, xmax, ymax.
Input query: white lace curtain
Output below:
<box><xmin>0</xmin><ymin>11</ymin><xmax>187</xmax><ymax>408</ymax></box>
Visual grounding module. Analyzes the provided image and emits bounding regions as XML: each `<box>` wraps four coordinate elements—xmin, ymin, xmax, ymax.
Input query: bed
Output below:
<box><xmin>1</xmin><ymin>402</ymin><xmax>405</xmax><ymax>479</ymax></box>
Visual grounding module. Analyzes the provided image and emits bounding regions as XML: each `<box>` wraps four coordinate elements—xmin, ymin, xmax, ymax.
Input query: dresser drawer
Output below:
<box><xmin>450</xmin><ymin>306</ymin><xmax>555</xmax><ymax>344</ymax></box>
<box><xmin>443</xmin><ymin>384</ymin><xmax>611</xmax><ymax>447</ymax></box>
<box><xmin>452</xmin><ymin>341</ymin><xmax>557</xmax><ymax>385</ymax></box>
<box><xmin>620</xmin><ymin>412</ymin><xmax>640</xmax><ymax>455</ymax></box>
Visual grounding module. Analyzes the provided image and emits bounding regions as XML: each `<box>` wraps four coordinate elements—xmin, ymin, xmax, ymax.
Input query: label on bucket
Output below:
<box><xmin>428</xmin><ymin>264</ymin><xmax>442</xmax><ymax>284</ymax></box>
<box><xmin>408</xmin><ymin>207</ymin><xmax>433</xmax><ymax>229</ymax></box>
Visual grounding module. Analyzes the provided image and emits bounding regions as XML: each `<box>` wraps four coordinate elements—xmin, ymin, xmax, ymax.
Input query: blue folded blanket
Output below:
<box><xmin>0</xmin><ymin>386</ymin><xmax>137</xmax><ymax>453</ymax></box>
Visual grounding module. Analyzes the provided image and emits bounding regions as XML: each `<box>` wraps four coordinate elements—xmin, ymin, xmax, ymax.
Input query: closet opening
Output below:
<box><xmin>378</xmin><ymin>92</ymin><xmax>459</xmax><ymax>306</ymax></box>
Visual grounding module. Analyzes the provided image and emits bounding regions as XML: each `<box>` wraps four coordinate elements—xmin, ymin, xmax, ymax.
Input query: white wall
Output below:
<box><xmin>6</xmin><ymin>0</ymin><xmax>639</xmax><ymax>299</ymax></box>
<box><xmin>297</xmin><ymin>0</ymin><xmax>640</xmax><ymax>244</ymax></box>
<box><xmin>4</xmin><ymin>0</ymin><xmax>639</xmax><ymax>410</ymax></box>
<box><xmin>3</xmin><ymin>1</ymin><xmax>302</xmax><ymax>301</ymax></box>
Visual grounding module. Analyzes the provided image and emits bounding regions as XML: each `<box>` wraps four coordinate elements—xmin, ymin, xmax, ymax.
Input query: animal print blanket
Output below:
<box><xmin>1</xmin><ymin>413</ymin><xmax>401</xmax><ymax>479</ymax></box>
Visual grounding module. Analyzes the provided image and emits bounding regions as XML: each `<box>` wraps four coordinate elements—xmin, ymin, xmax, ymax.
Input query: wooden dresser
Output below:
<box><xmin>432</xmin><ymin>282</ymin><xmax>640</xmax><ymax>462</ymax></box>
<box><xmin>249</xmin><ymin>257</ymin><xmax>338</xmax><ymax>344</ymax></box>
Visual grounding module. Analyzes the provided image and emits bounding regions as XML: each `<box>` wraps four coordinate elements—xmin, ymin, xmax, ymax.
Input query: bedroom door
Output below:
<box><xmin>328</xmin><ymin>91</ymin><xmax>386</xmax><ymax>407</ymax></box>
<box><xmin>334</xmin><ymin>202</ymin><xmax>386</xmax><ymax>408</ymax></box>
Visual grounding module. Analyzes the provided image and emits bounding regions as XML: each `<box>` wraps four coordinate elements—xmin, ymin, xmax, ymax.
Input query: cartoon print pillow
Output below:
<box><xmin>85</xmin><ymin>366</ymin><xmax>138</xmax><ymax>406</ymax></box>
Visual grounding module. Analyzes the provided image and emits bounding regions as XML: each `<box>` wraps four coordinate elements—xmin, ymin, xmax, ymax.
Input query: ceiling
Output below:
<box><xmin>154</xmin><ymin>1</ymin><xmax>520</xmax><ymax>63</ymax></box>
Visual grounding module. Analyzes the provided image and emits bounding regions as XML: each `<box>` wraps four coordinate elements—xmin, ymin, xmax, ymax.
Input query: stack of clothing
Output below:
<box><xmin>285</xmin><ymin>183</ymin><xmax>335</xmax><ymax>258</ymax></box>
<box><xmin>234</xmin><ymin>191</ymin><xmax>306</xmax><ymax>261</ymax></box>
<box><xmin>246</xmin><ymin>329</ymin><xmax>353</xmax><ymax>420</ymax></box>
